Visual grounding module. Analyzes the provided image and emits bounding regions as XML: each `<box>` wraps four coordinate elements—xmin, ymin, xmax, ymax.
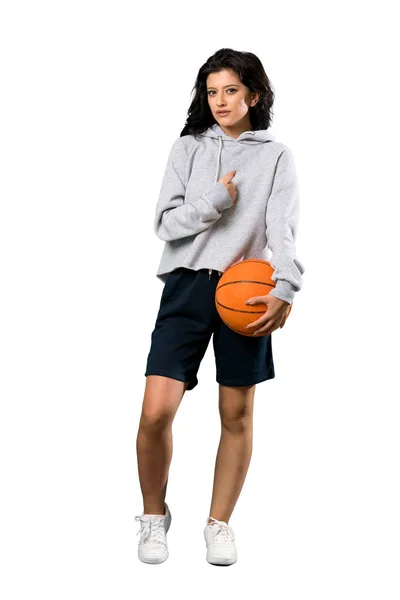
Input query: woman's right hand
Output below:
<box><xmin>218</xmin><ymin>170</ymin><xmax>237</xmax><ymax>206</ymax></box>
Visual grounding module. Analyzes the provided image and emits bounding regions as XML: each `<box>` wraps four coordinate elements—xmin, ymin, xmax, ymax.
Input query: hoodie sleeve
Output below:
<box><xmin>265</xmin><ymin>147</ymin><xmax>305</xmax><ymax>305</ymax></box>
<box><xmin>154</xmin><ymin>138</ymin><xmax>232</xmax><ymax>241</ymax></box>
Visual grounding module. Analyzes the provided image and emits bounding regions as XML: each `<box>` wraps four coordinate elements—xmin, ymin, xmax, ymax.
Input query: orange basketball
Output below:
<box><xmin>215</xmin><ymin>259</ymin><xmax>292</xmax><ymax>336</ymax></box>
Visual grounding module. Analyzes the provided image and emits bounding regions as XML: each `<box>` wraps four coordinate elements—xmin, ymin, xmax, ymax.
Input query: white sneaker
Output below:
<box><xmin>204</xmin><ymin>516</ymin><xmax>238</xmax><ymax>565</ymax></box>
<box><xmin>134</xmin><ymin>502</ymin><xmax>171</xmax><ymax>564</ymax></box>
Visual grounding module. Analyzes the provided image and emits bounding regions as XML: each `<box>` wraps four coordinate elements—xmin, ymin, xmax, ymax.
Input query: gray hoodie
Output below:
<box><xmin>154</xmin><ymin>122</ymin><xmax>305</xmax><ymax>304</ymax></box>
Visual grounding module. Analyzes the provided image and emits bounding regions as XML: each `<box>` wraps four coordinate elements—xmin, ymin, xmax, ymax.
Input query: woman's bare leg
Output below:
<box><xmin>207</xmin><ymin>384</ymin><xmax>256</xmax><ymax>523</ymax></box>
<box><xmin>136</xmin><ymin>375</ymin><xmax>189</xmax><ymax>514</ymax></box>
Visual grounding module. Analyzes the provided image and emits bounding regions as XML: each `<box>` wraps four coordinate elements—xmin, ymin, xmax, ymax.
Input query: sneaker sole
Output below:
<box><xmin>206</xmin><ymin>552</ymin><xmax>237</xmax><ymax>566</ymax></box>
<box><xmin>138</xmin><ymin>549</ymin><xmax>169</xmax><ymax>564</ymax></box>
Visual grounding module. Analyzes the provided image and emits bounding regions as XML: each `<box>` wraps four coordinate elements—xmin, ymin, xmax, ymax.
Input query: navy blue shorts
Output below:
<box><xmin>144</xmin><ymin>267</ymin><xmax>275</xmax><ymax>391</ymax></box>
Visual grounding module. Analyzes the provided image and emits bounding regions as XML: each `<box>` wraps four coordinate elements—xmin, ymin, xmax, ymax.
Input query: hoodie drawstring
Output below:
<box><xmin>215</xmin><ymin>135</ymin><xmax>223</xmax><ymax>183</ymax></box>
<box><xmin>208</xmin><ymin>130</ymin><xmax>256</xmax><ymax>281</ymax></box>
<box><xmin>207</xmin><ymin>136</ymin><xmax>224</xmax><ymax>280</ymax></box>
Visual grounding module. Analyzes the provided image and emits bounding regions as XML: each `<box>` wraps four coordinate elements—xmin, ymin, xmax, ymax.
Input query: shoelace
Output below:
<box><xmin>134</xmin><ymin>515</ymin><xmax>167</xmax><ymax>546</ymax></box>
<box><xmin>207</xmin><ymin>518</ymin><xmax>235</xmax><ymax>545</ymax></box>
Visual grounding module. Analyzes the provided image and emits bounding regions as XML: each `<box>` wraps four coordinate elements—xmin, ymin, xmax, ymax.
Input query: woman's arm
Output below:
<box><xmin>265</xmin><ymin>147</ymin><xmax>305</xmax><ymax>304</ymax></box>
<box><xmin>154</xmin><ymin>139</ymin><xmax>232</xmax><ymax>241</ymax></box>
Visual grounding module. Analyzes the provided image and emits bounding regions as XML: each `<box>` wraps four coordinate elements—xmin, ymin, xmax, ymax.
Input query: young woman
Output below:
<box><xmin>134</xmin><ymin>48</ymin><xmax>305</xmax><ymax>566</ymax></box>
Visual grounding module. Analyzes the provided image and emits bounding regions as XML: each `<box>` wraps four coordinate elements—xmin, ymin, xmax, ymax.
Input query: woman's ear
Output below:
<box><xmin>251</xmin><ymin>92</ymin><xmax>260</xmax><ymax>107</ymax></box>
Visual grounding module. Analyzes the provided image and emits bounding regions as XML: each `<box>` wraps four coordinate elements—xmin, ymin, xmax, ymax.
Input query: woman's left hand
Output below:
<box><xmin>245</xmin><ymin>294</ymin><xmax>291</xmax><ymax>336</ymax></box>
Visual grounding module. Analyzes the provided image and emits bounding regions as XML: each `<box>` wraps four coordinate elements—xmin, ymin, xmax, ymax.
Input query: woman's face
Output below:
<box><xmin>206</xmin><ymin>69</ymin><xmax>259</xmax><ymax>132</ymax></box>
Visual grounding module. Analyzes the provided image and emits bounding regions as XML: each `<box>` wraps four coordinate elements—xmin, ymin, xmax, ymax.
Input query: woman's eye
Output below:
<box><xmin>208</xmin><ymin>89</ymin><xmax>236</xmax><ymax>96</ymax></box>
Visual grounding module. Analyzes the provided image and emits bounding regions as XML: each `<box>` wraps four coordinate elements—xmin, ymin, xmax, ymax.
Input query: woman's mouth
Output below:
<box><xmin>217</xmin><ymin>111</ymin><xmax>230</xmax><ymax>116</ymax></box>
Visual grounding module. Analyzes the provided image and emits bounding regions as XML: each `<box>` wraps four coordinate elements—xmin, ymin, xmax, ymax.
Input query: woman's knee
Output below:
<box><xmin>140</xmin><ymin>375</ymin><xmax>188</xmax><ymax>430</ymax></box>
<box><xmin>218</xmin><ymin>384</ymin><xmax>255</xmax><ymax>431</ymax></box>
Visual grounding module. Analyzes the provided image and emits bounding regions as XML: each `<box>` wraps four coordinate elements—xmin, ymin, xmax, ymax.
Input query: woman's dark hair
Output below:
<box><xmin>180</xmin><ymin>48</ymin><xmax>275</xmax><ymax>138</ymax></box>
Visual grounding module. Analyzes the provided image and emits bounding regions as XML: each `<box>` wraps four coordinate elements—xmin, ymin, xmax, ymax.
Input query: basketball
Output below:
<box><xmin>215</xmin><ymin>259</ymin><xmax>292</xmax><ymax>336</ymax></box>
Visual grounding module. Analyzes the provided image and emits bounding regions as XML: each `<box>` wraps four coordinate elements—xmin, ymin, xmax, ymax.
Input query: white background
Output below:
<box><xmin>1</xmin><ymin>0</ymin><xmax>399</xmax><ymax>598</ymax></box>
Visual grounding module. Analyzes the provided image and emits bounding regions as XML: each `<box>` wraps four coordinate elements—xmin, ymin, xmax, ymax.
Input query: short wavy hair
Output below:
<box><xmin>180</xmin><ymin>48</ymin><xmax>275</xmax><ymax>138</ymax></box>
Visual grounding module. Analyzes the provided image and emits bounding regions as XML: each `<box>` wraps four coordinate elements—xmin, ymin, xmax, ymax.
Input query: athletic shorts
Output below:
<box><xmin>144</xmin><ymin>267</ymin><xmax>275</xmax><ymax>391</ymax></box>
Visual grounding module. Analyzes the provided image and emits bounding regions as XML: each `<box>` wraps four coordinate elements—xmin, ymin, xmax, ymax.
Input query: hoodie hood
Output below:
<box><xmin>199</xmin><ymin>123</ymin><xmax>276</xmax><ymax>182</ymax></box>
<box><xmin>200</xmin><ymin>122</ymin><xmax>275</xmax><ymax>144</ymax></box>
